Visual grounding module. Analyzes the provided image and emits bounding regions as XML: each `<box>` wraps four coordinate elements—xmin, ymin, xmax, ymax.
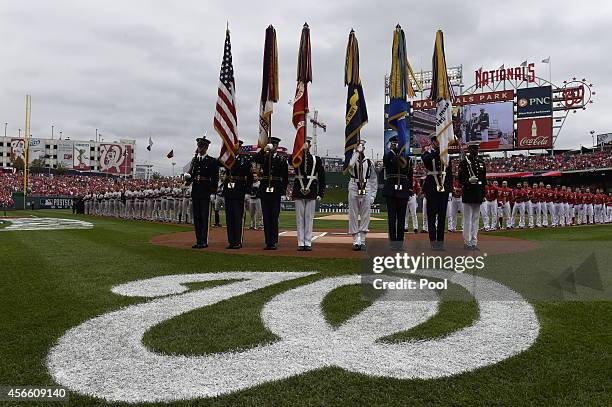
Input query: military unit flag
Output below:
<box><xmin>388</xmin><ymin>24</ymin><xmax>420</xmax><ymax>168</ymax></box>
<box><xmin>258</xmin><ymin>25</ymin><xmax>279</xmax><ymax>149</ymax></box>
<box><xmin>429</xmin><ymin>29</ymin><xmax>455</xmax><ymax>167</ymax></box>
<box><xmin>343</xmin><ymin>29</ymin><xmax>368</xmax><ymax>172</ymax></box>
<box><xmin>291</xmin><ymin>23</ymin><xmax>312</xmax><ymax>169</ymax></box>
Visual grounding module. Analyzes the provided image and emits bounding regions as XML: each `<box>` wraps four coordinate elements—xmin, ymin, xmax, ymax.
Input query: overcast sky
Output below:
<box><xmin>1</xmin><ymin>0</ymin><xmax>609</xmax><ymax>174</ymax></box>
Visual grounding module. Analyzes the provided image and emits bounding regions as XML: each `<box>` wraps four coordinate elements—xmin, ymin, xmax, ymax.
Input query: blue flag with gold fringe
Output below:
<box><xmin>343</xmin><ymin>29</ymin><xmax>368</xmax><ymax>172</ymax></box>
<box><xmin>388</xmin><ymin>24</ymin><xmax>420</xmax><ymax>167</ymax></box>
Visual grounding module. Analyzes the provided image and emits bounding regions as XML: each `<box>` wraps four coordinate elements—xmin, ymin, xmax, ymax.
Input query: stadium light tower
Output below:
<box><xmin>590</xmin><ymin>130</ymin><xmax>595</xmax><ymax>149</ymax></box>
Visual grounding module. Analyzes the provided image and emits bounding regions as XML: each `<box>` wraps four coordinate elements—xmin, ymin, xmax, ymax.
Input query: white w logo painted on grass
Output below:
<box><xmin>47</xmin><ymin>271</ymin><xmax>539</xmax><ymax>403</ymax></box>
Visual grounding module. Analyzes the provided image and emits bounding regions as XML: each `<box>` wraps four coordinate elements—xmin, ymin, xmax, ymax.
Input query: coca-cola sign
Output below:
<box><xmin>516</xmin><ymin>117</ymin><xmax>552</xmax><ymax>149</ymax></box>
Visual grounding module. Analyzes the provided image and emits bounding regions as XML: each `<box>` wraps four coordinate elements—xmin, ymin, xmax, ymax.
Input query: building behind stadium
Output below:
<box><xmin>0</xmin><ymin>136</ymin><xmax>136</xmax><ymax>176</ymax></box>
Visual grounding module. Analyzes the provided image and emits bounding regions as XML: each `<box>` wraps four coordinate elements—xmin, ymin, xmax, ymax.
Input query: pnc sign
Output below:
<box><xmin>516</xmin><ymin>86</ymin><xmax>553</xmax><ymax>119</ymax></box>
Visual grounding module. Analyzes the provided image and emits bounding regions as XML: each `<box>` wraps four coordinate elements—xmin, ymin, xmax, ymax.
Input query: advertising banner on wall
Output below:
<box><xmin>516</xmin><ymin>86</ymin><xmax>552</xmax><ymax>119</ymax></box>
<box><xmin>99</xmin><ymin>144</ymin><xmax>132</xmax><ymax>174</ymax></box>
<box><xmin>73</xmin><ymin>142</ymin><xmax>91</xmax><ymax>170</ymax></box>
<box><xmin>27</xmin><ymin>138</ymin><xmax>45</xmax><ymax>163</ymax></box>
<box><xmin>10</xmin><ymin>138</ymin><xmax>25</xmax><ymax>163</ymax></box>
<box><xmin>56</xmin><ymin>140</ymin><xmax>74</xmax><ymax>167</ymax></box>
<box><xmin>516</xmin><ymin>117</ymin><xmax>553</xmax><ymax>149</ymax></box>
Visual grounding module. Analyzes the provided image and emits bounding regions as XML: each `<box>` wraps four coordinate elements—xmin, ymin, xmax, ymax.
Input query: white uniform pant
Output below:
<box><xmin>606</xmin><ymin>205</ymin><xmax>612</xmax><ymax>223</ymax></box>
<box><xmin>586</xmin><ymin>204</ymin><xmax>594</xmax><ymax>224</ymax></box>
<box><xmin>565</xmin><ymin>204</ymin><xmax>572</xmax><ymax>225</ymax></box>
<box><xmin>547</xmin><ymin>202</ymin><xmax>557</xmax><ymax>226</ymax></box>
<box><xmin>526</xmin><ymin>201</ymin><xmax>534</xmax><ymax>227</ymax></box>
<box><xmin>482</xmin><ymin>200</ymin><xmax>498</xmax><ymax>230</ymax></box>
<box><xmin>511</xmin><ymin>202</ymin><xmax>526</xmax><ymax>227</ymax></box>
<box><xmin>448</xmin><ymin>197</ymin><xmax>463</xmax><ymax>231</ymax></box>
<box><xmin>556</xmin><ymin>203</ymin><xmax>565</xmax><ymax>226</ymax></box>
<box><xmin>532</xmin><ymin>202</ymin><xmax>542</xmax><ymax>227</ymax></box>
<box><xmin>404</xmin><ymin>195</ymin><xmax>418</xmax><ymax>230</ymax></box>
<box><xmin>462</xmin><ymin>203</ymin><xmax>481</xmax><ymax>246</ymax></box>
<box><xmin>594</xmin><ymin>204</ymin><xmax>603</xmax><ymax>223</ymax></box>
<box><xmin>500</xmin><ymin>202</ymin><xmax>511</xmax><ymax>228</ymax></box>
<box><xmin>349</xmin><ymin>190</ymin><xmax>371</xmax><ymax>245</ymax></box>
<box><xmin>295</xmin><ymin>199</ymin><xmax>316</xmax><ymax>247</ymax></box>
<box><xmin>248</xmin><ymin>197</ymin><xmax>263</xmax><ymax>229</ymax></box>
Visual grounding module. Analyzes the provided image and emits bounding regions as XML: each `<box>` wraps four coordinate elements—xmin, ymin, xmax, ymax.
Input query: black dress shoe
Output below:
<box><xmin>304</xmin><ymin>246</ymin><xmax>312</xmax><ymax>251</ymax></box>
<box><xmin>352</xmin><ymin>244</ymin><xmax>361</xmax><ymax>251</ymax></box>
<box><xmin>269</xmin><ymin>244</ymin><xmax>278</xmax><ymax>250</ymax></box>
<box><xmin>264</xmin><ymin>245</ymin><xmax>272</xmax><ymax>250</ymax></box>
<box><xmin>297</xmin><ymin>246</ymin><xmax>305</xmax><ymax>251</ymax></box>
<box><xmin>226</xmin><ymin>244</ymin><xmax>234</xmax><ymax>249</ymax></box>
<box><xmin>192</xmin><ymin>244</ymin><xmax>200</xmax><ymax>249</ymax></box>
<box><xmin>414</xmin><ymin>229</ymin><xmax>418</xmax><ymax>234</ymax></box>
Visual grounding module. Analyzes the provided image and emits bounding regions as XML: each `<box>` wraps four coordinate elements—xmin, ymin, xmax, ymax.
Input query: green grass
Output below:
<box><xmin>0</xmin><ymin>210</ymin><xmax>611</xmax><ymax>406</ymax></box>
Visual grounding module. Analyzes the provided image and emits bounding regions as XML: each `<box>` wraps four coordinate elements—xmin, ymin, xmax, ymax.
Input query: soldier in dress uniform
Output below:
<box><xmin>459</xmin><ymin>141</ymin><xmax>486</xmax><ymax>249</ymax></box>
<box><xmin>421</xmin><ymin>134</ymin><xmax>453</xmax><ymax>250</ymax></box>
<box><xmin>222</xmin><ymin>140</ymin><xmax>253</xmax><ymax>249</ymax></box>
<box><xmin>347</xmin><ymin>140</ymin><xmax>378</xmax><ymax>250</ymax></box>
<box><xmin>382</xmin><ymin>135</ymin><xmax>413</xmax><ymax>245</ymax></box>
<box><xmin>253</xmin><ymin>136</ymin><xmax>289</xmax><ymax>250</ymax></box>
<box><xmin>292</xmin><ymin>138</ymin><xmax>325</xmax><ymax>251</ymax></box>
<box><xmin>184</xmin><ymin>137</ymin><xmax>219</xmax><ymax>248</ymax></box>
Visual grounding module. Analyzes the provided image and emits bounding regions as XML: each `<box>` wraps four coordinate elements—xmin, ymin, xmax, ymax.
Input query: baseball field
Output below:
<box><xmin>0</xmin><ymin>210</ymin><xmax>610</xmax><ymax>406</ymax></box>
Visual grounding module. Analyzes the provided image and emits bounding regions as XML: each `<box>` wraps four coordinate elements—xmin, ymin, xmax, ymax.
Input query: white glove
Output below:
<box><xmin>370</xmin><ymin>196</ymin><xmax>375</xmax><ymax>205</ymax></box>
<box><xmin>356</xmin><ymin>144</ymin><xmax>364</xmax><ymax>153</ymax></box>
<box><xmin>264</xmin><ymin>143</ymin><xmax>273</xmax><ymax>152</ymax></box>
<box><xmin>316</xmin><ymin>195</ymin><xmax>322</xmax><ymax>201</ymax></box>
<box><xmin>183</xmin><ymin>173</ymin><xmax>191</xmax><ymax>180</ymax></box>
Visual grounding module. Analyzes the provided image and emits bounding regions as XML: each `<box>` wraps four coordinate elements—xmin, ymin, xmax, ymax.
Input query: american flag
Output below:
<box><xmin>214</xmin><ymin>28</ymin><xmax>239</xmax><ymax>169</ymax></box>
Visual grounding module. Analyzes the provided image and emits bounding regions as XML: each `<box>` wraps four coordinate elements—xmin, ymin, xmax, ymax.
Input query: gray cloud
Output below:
<box><xmin>0</xmin><ymin>0</ymin><xmax>609</xmax><ymax>174</ymax></box>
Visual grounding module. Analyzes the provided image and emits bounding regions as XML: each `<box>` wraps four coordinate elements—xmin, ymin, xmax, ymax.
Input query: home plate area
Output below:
<box><xmin>0</xmin><ymin>217</ymin><xmax>93</xmax><ymax>231</ymax></box>
<box><xmin>151</xmin><ymin>227</ymin><xmax>538</xmax><ymax>258</ymax></box>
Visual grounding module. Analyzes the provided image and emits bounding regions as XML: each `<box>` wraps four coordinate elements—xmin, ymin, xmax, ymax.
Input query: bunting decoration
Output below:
<box><xmin>258</xmin><ymin>25</ymin><xmax>279</xmax><ymax>149</ymax></box>
<box><xmin>343</xmin><ymin>29</ymin><xmax>368</xmax><ymax>172</ymax></box>
<box><xmin>388</xmin><ymin>24</ymin><xmax>420</xmax><ymax>167</ymax></box>
<box><xmin>429</xmin><ymin>29</ymin><xmax>455</xmax><ymax>166</ymax></box>
<box><xmin>291</xmin><ymin>23</ymin><xmax>312</xmax><ymax>169</ymax></box>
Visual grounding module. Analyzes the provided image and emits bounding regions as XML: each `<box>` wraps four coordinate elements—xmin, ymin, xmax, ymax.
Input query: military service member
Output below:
<box><xmin>382</xmin><ymin>135</ymin><xmax>413</xmax><ymax>245</ymax></box>
<box><xmin>222</xmin><ymin>140</ymin><xmax>253</xmax><ymax>249</ymax></box>
<box><xmin>347</xmin><ymin>140</ymin><xmax>378</xmax><ymax>250</ymax></box>
<box><xmin>253</xmin><ymin>136</ymin><xmax>289</xmax><ymax>250</ymax></box>
<box><xmin>292</xmin><ymin>138</ymin><xmax>326</xmax><ymax>251</ymax></box>
<box><xmin>458</xmin><ymin>141</ymin><xmax>486</xmax><ymax>249</ymax></box>
<box><xmin>184</xmin><ymin>137</ymin><xmax>219</xmax><ymax>248</ymax></box>
<box><xmin>422</xmin><ymin>134</ymin><xmax>453</xmax><ymax>250</ymax></box>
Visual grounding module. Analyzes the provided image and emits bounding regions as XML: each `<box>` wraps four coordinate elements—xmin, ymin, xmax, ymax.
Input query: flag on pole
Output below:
<box><xmin>166</xmin><ymin>150</ymin><xmax>174</xmax><ymax>159</ymax></box>
<box><xmin>542</xmin><ymin>57</ymin><xmax>550</xmax><ymax>63</ymax></box>
<box><xmin>146</xmin><ymin>137</ymin><xmax>153</xmax><ymax>151</ymax></box>
<box><xmin>214</xmin><ymin>26</ymin><xmax>239</xmax><ymax>169</ymax></box>
<box><xmin>343</xmin><ymin>29</ymin><xmax>368</xmax><ymax>172</ymax></box>
<box><xmin>388</xmin><ymin>24</ymin><xmax>420</xmax><ymax>168</ymax></box>
<box><xmin>291</xmin><ymin>23</ymin><xmax>312</xmax><ymax>169</ymax></box>
<box><xmin>429</xmin><ymin>29</ymin><xmax>455</xmax><ymax>167</ymax></box>
<box><xmin>258</xmin><ymin>25</ymin><xmax>279</xmax><ymax>149</ymax></box>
